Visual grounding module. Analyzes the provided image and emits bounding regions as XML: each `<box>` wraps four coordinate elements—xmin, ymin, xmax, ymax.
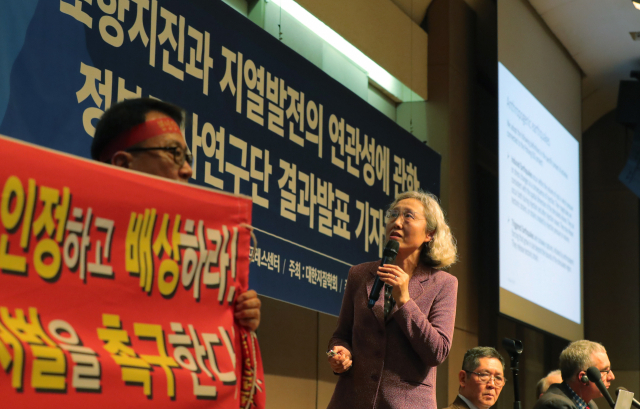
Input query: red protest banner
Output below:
<box><xmin>0</xmin><ymin>135</ymin><xmax>264</xmax><ymax>408</ymax></box>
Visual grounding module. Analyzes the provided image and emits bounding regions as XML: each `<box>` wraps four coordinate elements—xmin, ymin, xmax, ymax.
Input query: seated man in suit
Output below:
<box><xmin>537</xmin><ymin>370</ymin><xmax>563</xmax><ymax>398</ymax></box>
<box><xmin>91</xmin><ymin>97</ymin><xmax>261</xmax><ymax>331</ymax></box>
<box><xmin>444</xmin><ymin>346</ymin><xmax>506</xmax><ymax>409</ymax></box>
<box><xmin>534</xmin><ymin>340</ymin><xmax>615</xmax><ymax>409</ymax></box>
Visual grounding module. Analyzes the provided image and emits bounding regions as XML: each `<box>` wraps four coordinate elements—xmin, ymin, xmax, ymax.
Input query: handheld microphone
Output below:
<box><xmin>617</xmin><ymin>387</ymin><xmax>640</xmax><ymax>409</ymax></box>
<box><xmin>367</xmin><ymin>240</ymin><xmax>400</xmax><ymax>309</ymax></box>
<box><xmin>586</xmin><ymin>366</ymin><xmax>615</xmax><ymax>409</ymax></box>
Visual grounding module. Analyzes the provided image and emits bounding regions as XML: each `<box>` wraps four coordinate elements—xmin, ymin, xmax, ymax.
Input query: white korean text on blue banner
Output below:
<box><xmin>0</xmin><ymin>0</ymin><xmax>441</xmax><ymax>315</ymax></box>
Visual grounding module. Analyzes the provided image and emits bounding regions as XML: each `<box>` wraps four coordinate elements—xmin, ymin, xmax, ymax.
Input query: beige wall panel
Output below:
<box><xmin>318</xmin><ymin>379</ymin><xmax>338</xmax><ymax>408</ymax></box>
<box><xmin>264</xmin><ymin>374</ymin><xmax>318</xmax><ymax>408</ymax></box>
<box><xmin>297</xmin><ymin>0</ymin><xmax>428</xmax><ymax>100</ymax></box>
<box><xmin>425</xmin><ymin>63</ymin><xmax>451</xmax><ymax>137</ymax></box>
<box><xmin>437</xmin><ymin>354</ymin><xmax>451</xmax><ymax>408</ymax></box>
<box><xmin>498</xmin><ymin>0</ymin><xmax>581</xmax><ymax>139</ymax></box>
<box><xmin>258</xmin><ymin>297</ymin><xmax>319</xmax><ymax>408</ymax></box>
<box><xmin>411</xmin><ymin>23</ymin><xmax>429</xmax><ymax>100</ymax></box>
<box><xmin>447</xmin><ymin>328</ymin><xmax>479</xmax><ymax>404</ymax></box>
<box><xmin>448</xmin><ymin>0</ymin><xmax>475</xmax><ymax>78</ymax></box>
<box><xmin>317</xmin><ymin>313</ymin><xmax>340</xmax><ymax>408</ymax></box>
<box><xmin>427</xmin><ymin>0</ymin><xmax>476</xmax><ymax>335</ymax></box>
<box><xmin>446</xmin><ymin>63</ymin><xmax>477</xmax><ymax>335</ymax></box>
<box><xmin>424</xmin><ymin>64</ymin><xmax>450</xmax><ymax>206</ymax></box>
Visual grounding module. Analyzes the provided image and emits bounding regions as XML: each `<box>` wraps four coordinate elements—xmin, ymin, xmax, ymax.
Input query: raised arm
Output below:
<box><xmin>395</xmin><ymin>273</ymin><xmax>458</xmax><ymax>366</ymax></box>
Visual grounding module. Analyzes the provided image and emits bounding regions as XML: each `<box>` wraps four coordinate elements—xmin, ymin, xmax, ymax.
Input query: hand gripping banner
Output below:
<box><xmin>0</xmin><ymin>135</ymin><xmax>265</xmax><ymax>408</ymax></box>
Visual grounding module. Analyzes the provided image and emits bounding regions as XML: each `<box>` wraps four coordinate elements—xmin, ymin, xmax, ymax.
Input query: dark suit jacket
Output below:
<box><xmin>534</xmin><ymin>383</ymin><xmax>599</xmax><ymax>409</ymax></box>
<box><xmin>327</xmin><ymin>260</ymin><xmax>458</xmax><ymax>409</ymax></box>
<box><xmin>443</xmin><ymin>396</ymin><xmax>471</xmax><ymax>409</ymax></box>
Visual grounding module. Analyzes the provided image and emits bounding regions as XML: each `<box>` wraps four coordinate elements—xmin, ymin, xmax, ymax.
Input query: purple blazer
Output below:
<box><xmin>327</xmin><ymin>260</ymin><xmax>458</xmax><ymax>409</ymax></box>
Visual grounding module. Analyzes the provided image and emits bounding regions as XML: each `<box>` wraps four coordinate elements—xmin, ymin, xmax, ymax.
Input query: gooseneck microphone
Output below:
<box><xmin>616</xmin><ymin>387</ymin><xmax>640</xmax><ymax>409</ymax></box>
<box><xmin>367</xmin><ymin>240</ymin><xmax>400</xmax><ymax>309</ymax></box>
<box><xmin>586</xmin><ymin>366</ymin><xmax>616</xmax><ymax>409</ymax></box>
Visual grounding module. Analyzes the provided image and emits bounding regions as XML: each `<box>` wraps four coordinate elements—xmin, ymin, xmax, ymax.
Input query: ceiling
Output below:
<box><xmin>391</xmin><ymin>0</ymin><xmax>640</xmax><ymax>132</ymax></box>
<box><xmin>529</xmin><ymin>0</ymin><xmax>640</xmax><ymax>130</ymax></box>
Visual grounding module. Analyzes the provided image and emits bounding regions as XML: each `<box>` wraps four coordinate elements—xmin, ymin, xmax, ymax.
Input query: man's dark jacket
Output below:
<box><xmin>534</xmin><ymin>383</ymin><xmax>599</xmax><ymax>409</ymax></box>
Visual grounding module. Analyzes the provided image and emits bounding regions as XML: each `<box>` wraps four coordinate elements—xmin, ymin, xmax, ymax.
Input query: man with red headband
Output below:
<box><xmin>91</xmin><ymin>97</ymin><xmax>261</xmax><ymax>331</ymax></box>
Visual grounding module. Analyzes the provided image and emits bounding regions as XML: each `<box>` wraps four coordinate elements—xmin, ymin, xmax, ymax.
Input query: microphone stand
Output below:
<box><xmin>502</xmin><ymin>338</ymin><xmax>524</xmax><ymax>409</ymax></box>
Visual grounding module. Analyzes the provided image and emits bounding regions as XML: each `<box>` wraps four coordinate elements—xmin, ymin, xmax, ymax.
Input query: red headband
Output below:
<box><xmin>100</xmin><ymin>117</ymin><xmax>182</xmax><ymax>162</ymax></box>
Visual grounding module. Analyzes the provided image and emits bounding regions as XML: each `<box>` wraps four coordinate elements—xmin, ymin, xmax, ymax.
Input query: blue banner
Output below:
<box><xmin>0</xmin><ymin>0</ymin><xmax>440</xmax><ymax>315</ymax></box>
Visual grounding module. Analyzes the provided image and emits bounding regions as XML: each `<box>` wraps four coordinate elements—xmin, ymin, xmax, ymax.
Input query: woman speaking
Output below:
<box><xmin>327</xmin><ymin>190</ymin><xmax>458</xmax><ymax>409</ymax></box>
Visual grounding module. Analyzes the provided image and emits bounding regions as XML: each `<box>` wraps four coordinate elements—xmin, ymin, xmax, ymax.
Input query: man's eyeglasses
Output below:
<box><xmin>385</xmin><ymin>208</ymin><xmax>425</xmax><ymax>222</ymax></box>
<box><xmin>464</xmin><ymin>370</ymin><xmax>507</xmax><ymax>387</ymax></box>
<box><xmin>126</xmin><ymin>146</ymin><xmax>193</xmax><ymax>168</ymax></box>
<box><xmin>599</xmin><ymin>368</ymin><xmax>613</xmax><ymax>376</ymax></box>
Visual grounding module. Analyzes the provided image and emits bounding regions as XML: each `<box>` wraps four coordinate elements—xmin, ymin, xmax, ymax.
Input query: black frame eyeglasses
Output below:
<box><xmin>126</xmin><ymin>146</ymin><xmax>193</xmax><ymax>168</ymax></box>
<box><xmin>464</xmin><ymin>370</ymin><xmax>507</xmax><ymax>387</ymax></box>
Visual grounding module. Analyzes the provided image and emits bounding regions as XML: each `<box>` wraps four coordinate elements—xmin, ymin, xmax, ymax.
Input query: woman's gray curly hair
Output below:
<box><xmin>387</xmin><ymin>190</ymin><xmax>457</xmax><ymax>269</ymax></box>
